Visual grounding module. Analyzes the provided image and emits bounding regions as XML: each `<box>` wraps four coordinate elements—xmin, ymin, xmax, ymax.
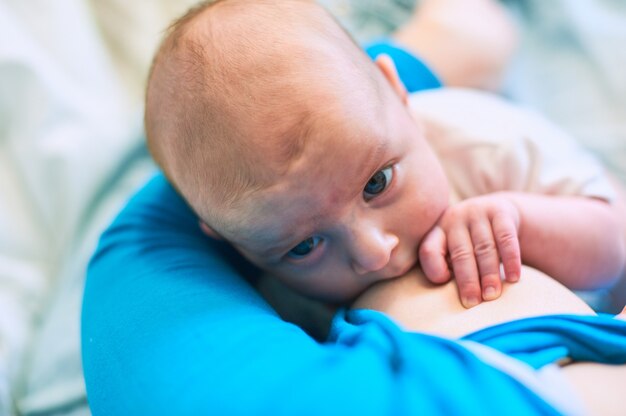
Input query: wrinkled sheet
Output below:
<box><xmin>0</xmin><ymin>0</ymin><xmax>194</xmax><ymax>413</ymax></box>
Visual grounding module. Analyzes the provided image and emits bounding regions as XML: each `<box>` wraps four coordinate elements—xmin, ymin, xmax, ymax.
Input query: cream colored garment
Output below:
<box><xmin>409</xmin><ymin>88</ymin><xmax>616</xmax><ymax>204</ymax></box>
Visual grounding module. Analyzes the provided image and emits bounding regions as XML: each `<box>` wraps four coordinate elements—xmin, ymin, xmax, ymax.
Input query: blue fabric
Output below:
<box><xmin>463</xmin><ymin>313</ymin><xmax>626</xmax><ymax>369</ymax></box>
<box><xmin>83</xmin><ymin>175</ymin><xmax>562</xmax><ymax>415</ymax></box>
<box><xmin>365</xmin><ymin>40</ymin><xmax>442</xmax><ymax>92</ymax></box>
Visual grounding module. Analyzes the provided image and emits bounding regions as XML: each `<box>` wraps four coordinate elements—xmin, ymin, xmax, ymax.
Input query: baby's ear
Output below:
<box><xmin>375</xmin><ymin>54</ymin><xmax>409</xmax><ymax>105</ymax></box>
<box><xmin>199</xmin><ymin>220</ymin><xmax>223</xmax><ymax>240</ymax></box>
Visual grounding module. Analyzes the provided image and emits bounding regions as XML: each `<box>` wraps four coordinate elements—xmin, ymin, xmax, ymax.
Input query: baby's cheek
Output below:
<box><xmin>409</xmin><ymin>196</ymin><xmax>446</xmax><ymax>244</ymax></box>
<box><xmin>269</xmin><ymin>268</ymin><xmax>341</xmax><ymax>303</ymax></box>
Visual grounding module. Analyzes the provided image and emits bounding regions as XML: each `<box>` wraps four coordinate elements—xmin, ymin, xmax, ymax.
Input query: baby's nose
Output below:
<box><xmin>350</xmin><ymin>228</ymin><xmax>399</xmax><ymax>275</ymax></box>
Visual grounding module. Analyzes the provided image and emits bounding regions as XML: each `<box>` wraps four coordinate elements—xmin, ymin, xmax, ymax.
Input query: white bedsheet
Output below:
<box><xmin>0</xmin><ymin>0</ymin><xmax>194</xmax><ymax>413</ymax></box>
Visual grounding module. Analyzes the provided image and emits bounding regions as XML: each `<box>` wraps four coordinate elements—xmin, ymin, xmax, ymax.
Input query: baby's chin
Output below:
<box><xmin>390</xmin><ymin>259</ymin><xmax>420</xmax><ymax>280</ymax></box>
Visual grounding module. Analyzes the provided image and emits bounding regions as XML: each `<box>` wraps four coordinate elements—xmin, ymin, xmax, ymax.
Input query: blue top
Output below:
<box><xmin>365</xmin><ymin>40</ymin><xmax>441</xmax><ymax>92</ymax></box>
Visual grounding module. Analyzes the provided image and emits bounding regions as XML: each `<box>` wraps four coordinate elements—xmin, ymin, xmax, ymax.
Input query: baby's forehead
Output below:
<box><xmin>195</xmin><ymin>76</ymin><xmax>387</xmax><ymax>241</ymax></box>
<box><xmin>233</xmin><ymin>71</ymin><xmax>382</xmax><ymax>165</ymax></box>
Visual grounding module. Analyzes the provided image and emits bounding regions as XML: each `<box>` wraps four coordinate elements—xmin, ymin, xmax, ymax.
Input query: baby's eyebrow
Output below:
<box><xmin>245</xmin><ymin>226</ymin><xmax>304</xmax><ymax>257</ymax></box>
<box><xmin>352</xmin><ymin>138</ymin><xmax>390</xmax><ymax>196</ymax></box>
<box><xmin>372</xmin><ymin>139</ymin><xmax>389</xmax><ymax>162</ymax></box>
<box><xmin>259</xmin><ymin>244</ymin><xmax>291</xmax><ymax>259</ymax></box>
<box><xmin>364</xmin><ymin>139</ymin><xmax>389</xmax><ymax>174</ymax></box>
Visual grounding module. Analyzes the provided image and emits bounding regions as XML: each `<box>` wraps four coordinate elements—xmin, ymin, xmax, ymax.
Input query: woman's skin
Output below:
<box><xmin>352</xmin><ymin>267</ymin><xmax>626</xmax><ymax>416</ymax></box>
<box><xmin>351</xmin><ymin>265</ymin><xmax>594</xmax><ymax>338</ymax></box>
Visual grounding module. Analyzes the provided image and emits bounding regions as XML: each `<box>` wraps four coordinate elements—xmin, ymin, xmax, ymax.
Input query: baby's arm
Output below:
<box><xmin>420</xmin><ymin>192</ymin><xmax>625</xmax><ymax>308</ymax></box>
<box><xmin>508</xmin><ymin>192</ymin><xmax>624</xmax><ymax>289</ymax></box>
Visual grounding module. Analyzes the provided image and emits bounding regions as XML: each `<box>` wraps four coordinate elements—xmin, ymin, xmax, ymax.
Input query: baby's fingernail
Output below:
<box><xmin>508</xmin><ymin>273</ymin><xmax>519</xmax><ymax>283</ymax></box>
<box><xmin>463</xmin><ymin>296</ymin><xmax>480</xmax><ymax>308</ymax></box>
<box><xmin>483</xmin><ymin>286</ymin><xmax>498</xmax><ymax>301</ymax></box>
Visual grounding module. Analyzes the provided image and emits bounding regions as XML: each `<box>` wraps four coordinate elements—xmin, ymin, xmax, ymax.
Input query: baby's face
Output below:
<box><xmin>221</xmin><ymin>93</ymin><xmax>450</xmax><ymax>303</ymax></box>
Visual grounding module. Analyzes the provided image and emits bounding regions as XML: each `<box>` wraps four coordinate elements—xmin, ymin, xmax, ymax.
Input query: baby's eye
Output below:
<box><xmin>288</xmin><ymin>236</ymin><xmax>322</xmax><ymax>259</ymax></box>
<box><xmin>364</xmin><ymin>166</ymin><xmax>393</xmax><ymax>199</ymax></box>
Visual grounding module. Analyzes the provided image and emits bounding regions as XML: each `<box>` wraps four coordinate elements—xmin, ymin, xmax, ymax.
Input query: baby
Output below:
<box><xmin>145</xmin><ymin>0</ymin><xmax>625</xmax><ymax>308</ymax></box>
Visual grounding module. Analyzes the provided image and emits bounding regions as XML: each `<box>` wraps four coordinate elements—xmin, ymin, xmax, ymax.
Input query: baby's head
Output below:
<box><xmin>146</xmin><ymin>0</ymin><xmax>449</xmax><ymax>303</ymax></box>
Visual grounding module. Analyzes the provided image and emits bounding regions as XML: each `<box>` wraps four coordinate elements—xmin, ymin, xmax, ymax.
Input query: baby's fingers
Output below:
<box><xmin>447</xmin><ymin>225</ymin><xmax>482</xmax><ymax>308</ymax></box>
<box><xmin>469</xmin><ymin>220</ymin><xmax>502</xmax><ymax>301</ymax></box>
<box><xmin>419</xmin><ymin>226</ymin><xmax>451</xmax><ymax>284</ymax></box>
<box><xmin>492</xmin><ymin>213</ymin><xmax>521</xmax><ymax>282</ymax></box>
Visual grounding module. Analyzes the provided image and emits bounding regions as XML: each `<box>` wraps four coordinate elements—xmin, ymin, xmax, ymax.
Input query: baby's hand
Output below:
<box><xmin>418</xmin><ymin>194</ymin><xmax>521</xmax><ymax>308</ymax></box>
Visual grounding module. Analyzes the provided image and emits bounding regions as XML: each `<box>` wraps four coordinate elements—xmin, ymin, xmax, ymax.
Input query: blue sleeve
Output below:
<box><xmin>463</xmin><ymin>314</ymin><xmax>626</xmax><ymax>369</ymax></box>
<box><xmin>82</xmin><ymin>175</ymin><xmax>559</xmax><ymax>415</ymax></box>
<box><xmin>365</xmin><ymin>40</ymin><xmax>442</xmax><ymax>92</ymax></box>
